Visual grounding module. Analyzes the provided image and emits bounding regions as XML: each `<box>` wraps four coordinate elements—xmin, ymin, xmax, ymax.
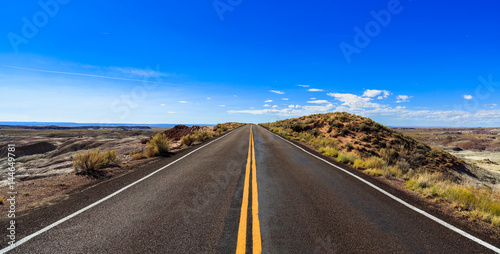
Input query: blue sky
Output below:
<box><xmin>1</xmin><ymin>0</ymin><xmax>499</xmax><ymax>126</ymax></box>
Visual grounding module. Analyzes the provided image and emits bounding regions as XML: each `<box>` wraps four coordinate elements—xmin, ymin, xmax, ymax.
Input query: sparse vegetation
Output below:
<box><xmin>336</xmin><ymin>152</ymin><xmax>358</xmax><ymax>164</ymax></box>
<box><xmin>145</xmin><ymin>133</ymin><xmax>170</xmax><ymax>157</ymax></box>
<box><xmin>73</xmin><ymin>149</ymin><xmax>117</xmax><ymax>174</ymax></box>
<box><xmin>260</xmin><ymin>112</ymin><xmax>500</xmax><ymax>227</ymax></box>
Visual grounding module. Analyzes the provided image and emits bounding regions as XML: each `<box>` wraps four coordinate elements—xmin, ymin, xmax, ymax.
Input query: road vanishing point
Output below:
<box><xmin>1</xmin><ymin>125</ymin><xmax>500</xmax><ymax>253</ymax></box>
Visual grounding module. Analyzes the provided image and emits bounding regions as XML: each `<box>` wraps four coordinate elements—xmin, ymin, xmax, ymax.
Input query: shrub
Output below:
<box><xmin>194</xmin><ymin>131</ymin><xmax>213</xmax><ymax>141</ymax></box>
<box><xmin>146</xmin><ymin>133</ymin><xmax>170</xmax><ymax>156</ymax></box>
<box><xmin>329</xmin><ymin>120</ymin><xmax>344</xmax><ymax>128</ymax></box>
<box><xmin>345</xmin><ymin>142</ymin><xmax>353</xmax><ymax>151</ymax></box>
<box><xmin>360</xmin><ymin>135</ymin><xmax>369</xmax><ymax>142</ymax></box>
<box><xmin>380</xmin><ymin>148</ymin><xmax>398</xmax><ymax>165</ymax></box>
<box><xmin>355</xmin><ymin>156</ymin><xmax>386</xmax><ymax>169</ymax></box>
<box><xmin>337</xmin><ymin>152</ymin><xmax>358</xmax><ymax>164</ymax></box>
<box><xmin>213</xmin><ymin>124</ymin><xmax>228</xmax><ymax>133</ymax></box>
<box><xmin>181</xmin><ymin>134</ymin><xmax>195</xmax><ymax>146</ymax></box>
<box><xmin>132</xmin><ymin>152</ymin><xmax>145</xmax><ymax>160</ymax></box>
<box><xmin>353</xmin><ymin>159</ymin><xmax>365</xmax><ymax>169</ymax></box>
<box><xmin>73</xmin><ymin>149</ymin><xmax>117</xmax><ymax>174</ymax></box>
<box><xmin>318</xmin><ymin>146</ymin><xmax>339</xmax><ymax>157</ymax></box>
<box><xmin>381</xmin><ymin>165</ymin><xmax>401</xmax><ymax>178</ymax></box>
<box><xmin>364</xmin><ymin>168</ymin><xmax>383</xmax><ymax>176</ymax></box>
<box><xmin>395</xmin><ymin>159</ymin><xmax>411</xmax><ymax>174</ymax></box>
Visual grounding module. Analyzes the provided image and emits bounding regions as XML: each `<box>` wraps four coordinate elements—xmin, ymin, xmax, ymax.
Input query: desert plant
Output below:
<box><xmin>344</xmin><ymin>142</ymin><xmax>353</xmax><ymax>151</ymax></box>
<box><xmin>73</xmin><ymin>149</ymin><xmax>117</xmax><ymax>174</ymax></box>
<box><xmin>353</xmin><ymin>156</ymin><xmax>385</xmax><ymax>169</ymax></box>
<box><xmin>318</xmin><ymin>146</ymin><xmax>339</xmax><ymax>157</ymax></box>
<box><xmin>336</xmin><ymin>152</ymin><xmax>358</xmax><ymax>164</ymax></box>
<box><xmin>395</xmin><ymin>158</ymin><xmax>411</xmax><ymax>174</ymax></box>
<box><xmin>181</xmin><ymin>134</ymin><xmax>196</xmax><ymax>146</ymax></box>
<box><xmin>146</xmin><ymin>133</ymin><xmax>170</xmax><ymax>156</ymax></box>
<box><xmin>364</xmin><ymin>168</ymin><xmax>383</xmax><ymax>176</ymax></box>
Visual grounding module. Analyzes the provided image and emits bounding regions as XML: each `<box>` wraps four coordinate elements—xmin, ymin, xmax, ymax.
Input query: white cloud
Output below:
<box><xmin>307</xmin><ymin>100</ymin><xmax>330</xmax><ymax>104</ymax></box>
<box><xmin>264</xmin><ymin>99</ymin><xmax>273</xmax><ymax>103</ymax></box>
<box><xmin>179</xmin><ymin>101</ymin><xmax>188</xmax><ymax>103</ymax></box>
<box><xmin>363</xmin><ymin>89</ymin><xmax>390</xmax><ymax>98</ymax></box>
<box><xmin>310</xmin><ymin>98</ymin><xmax>316</xmax><ymax>100</ymax></box>
<box><xmin>282</xmin><ymin>98</ymin><xmax>289</xmax><ymax>101</ymax></box>
<box><xmin>219</xmin><ymin>105</ymin><xmax>226</xmax><ymax>107</ymax></box>
<box><xmin>230</xmin><ymin>89</ymin><xmax>500</xmax><ymax>126</ymax></box>
<box><xmin>263</xmin><ymin>104</ymin><xmax>270</xmax><ymax>107</ymax></box>
<box><xmin>228</xmin><ymin>103</ymin><xmax>335</xmax><ymax>116</ymax></box>
<box><xmin>464</xmin><ymin>94</ymin><xmax>473</xmax><ymax>100</ymax></box>
<box><xmin>207</xmin><ymin>97</ymin><xmax>211</xmax><ymax>100</ymax></box>
<box><xmin>308</xmin><ymin>88</ymin><xmax>324</xmax><ymax>92</ymax></box>
<box><xmin>160</xmin><ymin>104</ymin><xmax>165</xmax><ymax>106</ymax></box>
<box><xmin>396</xmin><ymin>95</ymin><xmax>412</xmax><ymax>103</ymax></box>
<box><xmin>327</xmin><ymin>93</ymin><xmax>380</xmax><ymax>109</ymax></box>
<box><xmin>167</xmin><ymin>111</ymin><xmax>175</xmax><ymax>114</ymax></box>
<box><xmin>297</xmin><ymin>84</ymin><xmax>310</xmax><ymax>87</ymax></box>
<box><xmin>270</xmin><ymin>90</ymin><xmax>285</xmax><ymax>94</ymax></box>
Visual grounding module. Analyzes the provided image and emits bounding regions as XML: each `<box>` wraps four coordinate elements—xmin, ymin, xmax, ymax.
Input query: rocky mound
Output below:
<box><xmin>149</xmin><ymin>125</ymin><xmax>212</xmax><ymax>142</ymax></box>
<box><xmin>262</xmin><ymin>112</ymin><xmax>464</xmax><ymax>173</ymax></box>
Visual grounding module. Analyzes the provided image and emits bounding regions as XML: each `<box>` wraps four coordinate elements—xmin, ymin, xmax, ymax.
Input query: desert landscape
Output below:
<box><xmin>395</xmin><ymin>127</ymin><xmax>500</xmax><ymax>172</ymax></box>
<box><xmin>261</xmin><ymin>113</ymin><xmax>500</xmax><ymax>228</ymax></box>
<box><xmin>0</xmin><ymin>123</ymin><xmax>242</xmax><ymax>215</ymax></box>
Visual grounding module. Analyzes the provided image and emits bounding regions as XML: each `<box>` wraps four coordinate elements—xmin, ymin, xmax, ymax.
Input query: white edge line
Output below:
<box><xmin>0</xmin><ymin>129</ymin><xmax>237</xmax><ymax>253</ymax></box>
<box><xmin>265</xmin><ymin>128</ymin><xmax>500</xmax><ymax>253</ymax></box>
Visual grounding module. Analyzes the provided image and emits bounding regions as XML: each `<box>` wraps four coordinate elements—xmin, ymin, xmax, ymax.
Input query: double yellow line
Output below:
<box><xmin>236</xmin><ymin>126</ymin><xmax>262</xmax><ymax>254</ymax></box>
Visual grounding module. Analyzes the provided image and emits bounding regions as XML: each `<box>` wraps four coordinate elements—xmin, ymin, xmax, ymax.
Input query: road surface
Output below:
<box><xmin>1</xmin><ymin>125</ymin><xmax>499</xmax><ymax>253</ymax></box>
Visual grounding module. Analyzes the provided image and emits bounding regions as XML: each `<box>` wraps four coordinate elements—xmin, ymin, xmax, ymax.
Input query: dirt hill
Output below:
<box><xmin>261</xmin><ymin>112</ymin><xmax>463</xmax><ymax>174</ymax></box>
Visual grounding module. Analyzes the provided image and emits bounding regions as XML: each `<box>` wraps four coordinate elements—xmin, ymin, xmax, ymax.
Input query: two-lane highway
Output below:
<box><xmin>2</xmin><ymin>125</ymin><xmax>499</xmax><ymax>253</ymax></box>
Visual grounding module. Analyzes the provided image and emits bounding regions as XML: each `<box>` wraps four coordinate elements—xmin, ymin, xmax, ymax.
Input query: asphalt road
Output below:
<box><xmin>2</xmin><ymin>125</ymin><xmax>500</xmax><ymax>253</ymax></box>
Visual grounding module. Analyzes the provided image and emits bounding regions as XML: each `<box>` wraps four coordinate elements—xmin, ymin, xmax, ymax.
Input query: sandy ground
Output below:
<box><xmin>449</xmin><ymin>150</ymin><xmax>500</xmax><ymax>172</ymax></box>
<box><xmin>0</xmin><ymin>125</ymin><xmax>228</xmax><ymax>216</ymax></box>
<box><xmin>0</xmin><ymin>129</ymin><xmax>160</xmax><ymax>187</ymax></box>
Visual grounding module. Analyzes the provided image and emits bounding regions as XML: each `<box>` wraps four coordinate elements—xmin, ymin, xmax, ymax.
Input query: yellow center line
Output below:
<box><xmin>236</xmin><ymin>126</ymin><xmax>262</xmax><ymax>254</ymax></box>
<box><xmin>236</xmin><ymin>126</ymin><xmax>252</xmax><ymax>254</ymax></box>
<box><xmin>251</xmin><ymin>127</ymin><xmax>262</xmax><ymax>254</ymax></box>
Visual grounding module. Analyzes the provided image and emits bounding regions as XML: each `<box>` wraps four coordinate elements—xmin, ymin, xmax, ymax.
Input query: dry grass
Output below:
<box><xmin>260</xmin><ymin>112</ymin><xmax>500</xmax><ymax>228</ymax></box>
<box><xmin>318</xmin><ymin>146</ymin><xmax>339</xmax><ymax>157</ymax></box>
<box><xmin>406</xmin><ymin>172</ymin><xmax>500</xmax><ymax>226</ymax></box>
<box><xmin>353</xmin><ymin>156</ymin><xmax>385</xmax><ymax>169</ymax></box>
<box><xmin>364</xmin><ymin>168</ymin><xmax>383</xmax><ymax>176</ymax></box>
<box><xmin>73</xmin><ymin>149</ymin><xmax>117</xmax><ymax>174</ymax></box>
<box><xmin>146</xmin><ymin>133</ymin><xmax>170</xmax><ymax>157</ymax></box>
<box><xmin>336</xmin><ymin>152</ymin><xmax>358</xmax><ymax>164</ymax></box>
